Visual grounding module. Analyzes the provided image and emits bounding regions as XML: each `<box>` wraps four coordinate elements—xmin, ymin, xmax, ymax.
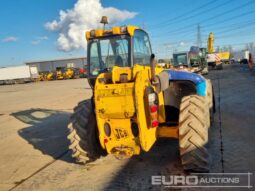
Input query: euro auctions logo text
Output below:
<box><xmin>151</xmin><ymin>173</ymin><xmax>253</xmax><ymax>188</ymax></box>
<box><xmin>152</xmin><ymin>175</ymin><xmax>199</xmax><ymax>186</ymax></box>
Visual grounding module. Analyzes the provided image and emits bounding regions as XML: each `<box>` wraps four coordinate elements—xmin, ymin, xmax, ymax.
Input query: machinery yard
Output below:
<box><xmin>0</xmin><ymin>64</ymin><xmax>254</xmax><ymax>191</ymax></box>
<box><xmin>1</xmin><ymin>0</ymin><xmax>255</xmax><ymax>190</ymax></box>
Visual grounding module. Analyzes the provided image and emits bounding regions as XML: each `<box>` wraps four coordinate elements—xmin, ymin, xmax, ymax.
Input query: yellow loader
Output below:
<box><xmin>68</xmin><ymin>17</ymin><xmax>214</xmax><ymax>172</ymax></box>
<box><xmin>56</xmin><ymin>67</ymin><xmax>65</xmax><ymax>80</ymax></box>
<box><xmin>64</xmin><ymin>68</ymin><xmax>80</xmax><ymax>79</ymax></box>
<box><xmin>46</xmin><ymin>71</ymin><xmax>56</xmax><ymax>81</ymax></box>
<box><xmin>64</xmin><ymin>68</ymin><xmax>75</xmax><ymax>79</ymax></box>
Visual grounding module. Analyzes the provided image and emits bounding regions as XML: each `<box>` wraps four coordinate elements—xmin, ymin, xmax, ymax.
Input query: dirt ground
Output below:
<box><xmin>0</xmin><ymin>64</ymin><xmax>254</xmax><ymax>191</ymax></box>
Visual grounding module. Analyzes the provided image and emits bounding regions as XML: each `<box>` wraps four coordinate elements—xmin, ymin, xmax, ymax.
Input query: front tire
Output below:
<box><xmin>67</xmin><ymin>99</ymin><xmax>106</xmax><ymax>164</ymax></box>
<box><xmin>179</xmin><ymin>95</ymin><xmax>210</xmax><ymax>172</ymax></box>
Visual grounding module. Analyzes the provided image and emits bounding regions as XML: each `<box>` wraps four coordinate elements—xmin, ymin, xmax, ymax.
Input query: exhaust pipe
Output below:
<box><xmin>150</xmin><ymin>54</ymin><xmax>156</xmax><ymax>83</ymax></box>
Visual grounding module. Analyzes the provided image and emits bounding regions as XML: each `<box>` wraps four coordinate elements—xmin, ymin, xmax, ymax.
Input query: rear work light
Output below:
<box><xmin>148</xmin><ymin>93</ymin><xmax>156</xmax><ymax>102</ymax></box>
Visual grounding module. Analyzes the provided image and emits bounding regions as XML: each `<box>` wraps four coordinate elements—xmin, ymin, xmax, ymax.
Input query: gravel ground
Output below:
<box><xmin>0</xmin><ymin>64</ymin><xmax>254</xmax><ymax>191</ymax></box>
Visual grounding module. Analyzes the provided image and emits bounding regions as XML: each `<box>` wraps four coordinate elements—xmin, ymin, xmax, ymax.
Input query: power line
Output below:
<box><xmin>150</xmin><ymin>0</ymin><xmax>231</xmax><ymax>31</ymax></box>
<box><xmin>149</xmin><ymin>0</ymin><xmax>218</xmax><ymax>28</ymax></box>
<box><xmin>150</xmin><ymin>0</ymin><xmax>232</xmax><ymax>32</ymax></box>
<box><xmin>152</xmin><ymin>0</ymin><xmax>255</xmax><ymax>38</ymax></box>
<box><xmin>177</xmin><ymin>19</ymin><xmax>255</xmax><ymax>40</ymax></box>
<box><xmin>171</xmin><ymin>18</ymin><xmax>255</xmax><ymax>37</ymax></box>
<box><xmin>217</xmin><ymin>29</ymin><xmax>255</xmax><ymax>39</ymax></box>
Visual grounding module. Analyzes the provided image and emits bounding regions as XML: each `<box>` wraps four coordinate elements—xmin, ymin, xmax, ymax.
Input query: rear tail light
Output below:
<box><xmin>149</xmin><ymin>104</ymin><xmax>159</xmax><ymax>128</ymax></box>
<box><xmin>151</xmin><ymin>120</ymin><xmax>159</xmax><ymax>128</ymax></box>
<box><xmin>147</xmin><ymin>88</ymin><xmax>159</xmax><ymax>128</ymax></box>
<box><xmin>150</xmin><ymin>104</ymin><xmax>158</xmax><ymax>113</ymax></box>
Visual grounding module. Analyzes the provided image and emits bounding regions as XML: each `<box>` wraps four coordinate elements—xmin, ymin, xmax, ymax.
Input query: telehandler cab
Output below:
<box><xmin>67</xmin><ymin>17</ymin><xmax>214</xmax><ymax>172</ymax></box>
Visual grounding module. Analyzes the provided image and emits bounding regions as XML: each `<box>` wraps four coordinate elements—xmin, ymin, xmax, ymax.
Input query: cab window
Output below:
<box><xmin>133</xmin><ymin>30</ymin><xmax>152</xmax><ymax>65</ymax></box>
<box><xmin>89</xmin><ymin>35</ymin><xmax>130</xmax><ymax>76</ymax></box>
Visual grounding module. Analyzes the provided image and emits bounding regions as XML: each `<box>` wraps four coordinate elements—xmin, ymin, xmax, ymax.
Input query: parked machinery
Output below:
<box><xmin>65</xmin><ymin>67</ymin><xmax>81</xmax><ymax>79</ymax></box>
<box><xmin>56</xmin><ymin>67</ymin><xmax>81</xmax><ymax>80</ymax></box>
<box><xmin>39</xmin><ymin>72</ymin><xmax>47</xmax><ymax>81</ymax></box>
<box><xmin>173</xmin><ymin>46</ymin><xmax>208</xmax><ymax>75</ymax></box>
<box><xmin>79</xmin><ymin>68</ymin><xmax>87</xmax><ymax>78</ymax></box>
<box><xmin>56</xmin><ymin>67</ymin><xmax>65</xmax><ymax>80</ymax></box>
<box><xmin>46</xmin><ymin>71</ymin><xmax>56</xmax><ymax>81</ymax></box>
<box><xmin>207</xmin><ymin>32</ymin><xmax>230</xmax><ymax>70</ymax></box>
<box><xmin>64</xmin><ymin>68</ymin><xmax>75</xmax><ymax>79</ymax></box>
<box><xmin>67</xmin><ymin>17</ymin><xmax>215</xmax><ymax>172</ymax></box>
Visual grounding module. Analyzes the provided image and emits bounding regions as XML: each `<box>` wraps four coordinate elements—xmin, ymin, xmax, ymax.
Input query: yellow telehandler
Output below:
<box><xmin>68</xmin><ymin>17</ymin><xmax>214</xmax><ymax>172</ymax></box>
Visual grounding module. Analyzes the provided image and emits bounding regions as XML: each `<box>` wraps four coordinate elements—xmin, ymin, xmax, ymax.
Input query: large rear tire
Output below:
<box><xmin>67</xmin><ymin>99</ymin><xmax>106</xmax><ymax>164</ymax></box>
<box><xmin>179</xmin><ymin>95</ymin><xmax>209</xmax><ymax>172</ymax></box>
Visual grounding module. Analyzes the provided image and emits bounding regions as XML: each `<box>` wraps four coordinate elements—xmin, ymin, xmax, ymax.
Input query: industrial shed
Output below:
<box><xmin>25</xmin><ymin>57</ymin><xmax>87</xmax><ymax>72</ymax></box>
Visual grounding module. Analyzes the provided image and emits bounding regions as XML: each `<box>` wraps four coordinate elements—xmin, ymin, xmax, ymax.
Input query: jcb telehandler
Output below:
<box><xmin>68</xmin><ymin>17</ymin><xmax>214</xmax><ymax>172</ymax></box>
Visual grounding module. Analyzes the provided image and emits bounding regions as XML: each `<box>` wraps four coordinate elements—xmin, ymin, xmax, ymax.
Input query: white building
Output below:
<box><xmin>25</xmin><ymin>57</ymin><xmax>87</xmax><ymax>72</ymax></box>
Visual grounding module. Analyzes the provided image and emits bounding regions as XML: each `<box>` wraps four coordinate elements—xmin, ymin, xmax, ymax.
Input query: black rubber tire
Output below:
<box><xmin>67</xmin><ymin>99</ymin><xmax>106</xmax><ymax>164</ymax></box>
<box><xmin>179</xmin><ymin>95</ymin><xmax>209</xmax><ymax>172</ymax></box>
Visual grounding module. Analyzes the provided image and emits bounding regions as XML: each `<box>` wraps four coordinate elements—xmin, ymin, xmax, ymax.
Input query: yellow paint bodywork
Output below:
<box><xmin>86</xmin><ymin>26</ymin><xmax>139</xmax><ymax>40</ymax></box>
<box><xmin>111</xmin><ymin>67</ymin><xmax>132</xmax><ymax>83</ymax></box>
<box><xmin>94</xmin><ymin>65</ymin><xmax>171</xmax><ymax>157</ymax></box>
<box><xmin>64</xmin><ymin>68</ymin><xmax>75</xmax><ymax>79</ymax></box>
<box><xmin>95</xmin><ymin>71</ymin><xmax>140</xmax><ymax>155</ymax></box>
<box><xmin>219</xmin><ymin>51</ymin><xmax>230</xmax><ymax>61</ymax></box>
<box><xmin>157</xmin><ymin>126</ymin><xmax>178</xmax><ymax>138</ymax></box>
<box><xmin>46</xmin><ymin>72</ymin><xmax>55</xmax><ymax>81</ymax></box>
<box><xmin>134</xmin><ymin>68</ymin><xmax>157</xmax><ymax>151</ymax></box>
<box><xmin>56</xmin><ymin>70</ymin><xmax>64</xmax><ymax>80</ymax></box>
<box><xmin>88</xmin><ymin>25</ymin><xmax>178</xmax><ymax>157</ymax></box>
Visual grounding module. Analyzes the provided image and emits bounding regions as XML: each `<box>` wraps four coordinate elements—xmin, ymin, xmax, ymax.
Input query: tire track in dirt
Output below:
<box><xmin>216</xmin><ymin>69</ymin><xmax>225</xmax><ymax>173</ymax></box>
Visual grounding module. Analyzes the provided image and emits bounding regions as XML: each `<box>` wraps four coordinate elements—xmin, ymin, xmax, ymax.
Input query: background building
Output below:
<box><xmin>25</xmin><ymin>57</ymin><xmax>87</xmax><ymax>72</ymax></box>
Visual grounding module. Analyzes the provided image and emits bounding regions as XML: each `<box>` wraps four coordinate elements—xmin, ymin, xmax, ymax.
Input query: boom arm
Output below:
<box><xmin>208</xmin><ymin>32</ymin><xmax>214</xmax><ymax>53</ymax></box>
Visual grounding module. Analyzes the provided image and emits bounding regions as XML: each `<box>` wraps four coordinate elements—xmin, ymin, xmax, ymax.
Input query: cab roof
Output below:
<box><xmin>85</xmin><ymin>25</ymin><xmax>140</xmax><ymax>40</ymax></box>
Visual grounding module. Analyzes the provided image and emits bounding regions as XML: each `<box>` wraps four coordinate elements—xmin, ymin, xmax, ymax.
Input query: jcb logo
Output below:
<box><xmin>115</xmin><ymin>129</ymin><xmax>128</xmax><ymax>139</ymax></box>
